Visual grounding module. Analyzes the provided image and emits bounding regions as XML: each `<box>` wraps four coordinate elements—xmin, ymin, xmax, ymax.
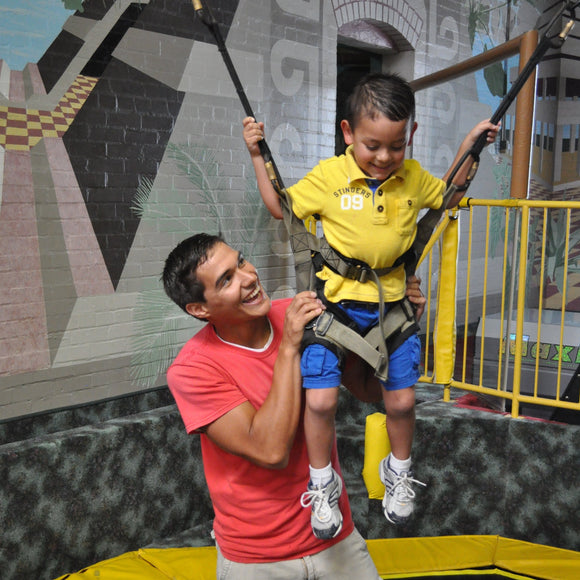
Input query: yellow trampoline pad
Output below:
<box><xmin>55</xmin><ymin>536</ymin><xmax>580</xmax><ymax>580</ymax></box>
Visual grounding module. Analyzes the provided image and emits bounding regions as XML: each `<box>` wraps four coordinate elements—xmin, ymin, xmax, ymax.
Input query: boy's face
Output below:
<box><xmin>341</xmin><ymin>114</ymin><xmax>417</xmax><ymax>182</ymax></box>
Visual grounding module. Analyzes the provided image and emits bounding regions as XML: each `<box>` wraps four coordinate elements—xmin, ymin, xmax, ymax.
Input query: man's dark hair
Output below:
<box><xmin>344</xmin><ymin>72</ymin><xmax>415</xmax><ymax>131</ymax></box>
<box><xmin>162</xmin><ymin>233</ymin><xmax>224</xmax><ymax>313</ymax></box>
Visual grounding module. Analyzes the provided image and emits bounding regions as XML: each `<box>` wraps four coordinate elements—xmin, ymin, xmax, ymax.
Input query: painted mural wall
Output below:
<box><xmin>0</xmin><ymin>0</ymin><xmax>557</xmax><ymax>419</ymax></box>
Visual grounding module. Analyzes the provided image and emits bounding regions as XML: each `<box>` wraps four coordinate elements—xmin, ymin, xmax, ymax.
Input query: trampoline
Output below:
<box><xmin>382</xmin><ymin>573</ymin><xmax>539</xmax><ymax>580</ymax></box>
<box><xmin>55</xmin><ymin>536</ymin><xmax>580</xmax><ymax>579</ymax></box>
<box><xmin>381</xmin><ymin>573</ymin><xmax>540</xmax><ymax>579</ymax></box>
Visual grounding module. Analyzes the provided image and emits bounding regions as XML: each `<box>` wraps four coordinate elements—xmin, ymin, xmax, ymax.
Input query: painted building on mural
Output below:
<box><xmin>0</xmin><ymin>0</ymin><xmax>568</xmax><ymax>419</ymax></box>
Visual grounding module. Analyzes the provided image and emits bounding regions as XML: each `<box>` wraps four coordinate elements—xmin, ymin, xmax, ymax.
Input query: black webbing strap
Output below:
<box><xmin>191</xmin><ymin>0</ymin><xmax>577</xmax><ymax>380</ymax></box>
<box><xmin>406</xmin><ymin>2</ymin><xmax>577</xmax><ymax>275</ymax></box>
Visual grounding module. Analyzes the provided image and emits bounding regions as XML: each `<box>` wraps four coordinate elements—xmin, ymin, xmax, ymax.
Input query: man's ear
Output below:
<box><xmin>407</xmin><ymin>121</ymin><xmax>418</xmax><ymax>146</ymax></box>
<box><xmin>340</xmin><ymin>119</ymin><xmax>354</xmax><ymax>145</ymax></box>
<box><xmin>185</xmin><ymin>302</ymin><xmax>209</xmax><ymax>320</ymax></box>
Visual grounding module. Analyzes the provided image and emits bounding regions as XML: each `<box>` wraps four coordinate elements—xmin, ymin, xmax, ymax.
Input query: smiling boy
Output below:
<box><xmin>243</xmin><ymin>72</ymin><xmax>499</xmax><ymax>538</ymax></box>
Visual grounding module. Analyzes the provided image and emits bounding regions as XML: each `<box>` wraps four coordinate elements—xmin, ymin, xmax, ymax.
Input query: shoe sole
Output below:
<box><xmin>313</xmin><ymin>518</ymin><xmax>343</xmax><ymax>540</ymax></box>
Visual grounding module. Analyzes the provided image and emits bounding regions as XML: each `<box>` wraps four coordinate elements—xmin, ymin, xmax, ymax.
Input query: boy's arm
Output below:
<box><xmin>442</xmin><ymin>119</ymin><xmax>501</xmax><ymax>208</ymax></box>
<box><xmin>242</xmin><ymin>116</ymin><xmax>284</xmax><ymax>219</ymax></box>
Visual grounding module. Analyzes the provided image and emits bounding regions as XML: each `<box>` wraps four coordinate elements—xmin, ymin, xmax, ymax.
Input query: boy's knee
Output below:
<box><xmin>306</xmin><ymin>387</ymin><xmax>339</xmax><ymax>416</ymax></box>
<box><xmin>383</xmin><ymin>387</ymin><xmax>415</xmax><ymax>417</ymax></box>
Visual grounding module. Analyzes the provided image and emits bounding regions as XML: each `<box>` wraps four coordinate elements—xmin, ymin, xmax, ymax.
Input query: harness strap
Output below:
<box><xmin>364</xmin><ymin>298</ymin><xmax>419</xmax><ymax>355</ymax></box>
<box><xmin>305</xmin><ymin>297</ymin><xmax>418</xmax><ymax>382</ymax></box>
<box><xmin>311</xmin><ymin>310</ymin><xmax>388</xmax><ymax>380</ymax></box>
<box><xmin>318</xmin><ymin>240</ymin><xmax>401</xmax><ymax>283</ymax></box>
<box><xmin>406</xmin><ymin>179</ymin><xmax>469</xmax><ymax>274</ymax></box>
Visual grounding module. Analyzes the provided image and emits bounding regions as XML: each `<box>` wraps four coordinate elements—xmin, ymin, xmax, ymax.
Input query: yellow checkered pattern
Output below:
<box><xmin>0</xmin><ymin>75</ymin><xmax>98</xmax><ymax>150</ymax></box>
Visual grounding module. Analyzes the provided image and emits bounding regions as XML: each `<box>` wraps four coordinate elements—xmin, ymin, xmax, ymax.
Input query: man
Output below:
<box><xmin>162</xmin><ymin>233</ymin><xmax>425</xmax><ymax>579</ymax></box>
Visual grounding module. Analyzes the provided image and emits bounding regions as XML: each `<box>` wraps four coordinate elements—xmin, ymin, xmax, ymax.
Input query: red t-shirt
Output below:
<box><xmin>167</xmin><ymin>298</ymin><xmax>354</xmax><ymax>562</ymax></box>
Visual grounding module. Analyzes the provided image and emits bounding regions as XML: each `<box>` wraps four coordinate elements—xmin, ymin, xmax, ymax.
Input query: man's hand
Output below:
<box><xmin>280</xmin><ymin>291</ymin><xmax>325</xmax><ymax>351</ymax></box>
<box><xmin>406</xmin><ymin>274</ymin><xmax>426</xmax><ymax>321</ymax></box>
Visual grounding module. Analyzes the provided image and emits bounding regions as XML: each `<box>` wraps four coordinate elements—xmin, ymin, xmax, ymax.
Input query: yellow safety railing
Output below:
<box><xmin>409</xmin><ymin>29</ymin><xmax>579</xmax><ymax>421</ymax></box>
<box><xmin>419</xmin><ymin>198</ymin><xmax>580</xmax><ymax>420</ymax></box>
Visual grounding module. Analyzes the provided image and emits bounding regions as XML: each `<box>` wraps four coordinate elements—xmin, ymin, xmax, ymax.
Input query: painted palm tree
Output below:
<box><xmin>129</xmin><ymin>142</ymin><xmax>271</xmax><ymax>387</ymax></box>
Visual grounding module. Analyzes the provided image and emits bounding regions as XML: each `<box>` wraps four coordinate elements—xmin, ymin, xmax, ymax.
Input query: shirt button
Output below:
<box><xmin>377</xmin><ymin>190</ymin><xmax>383</xmax><ymax>196</ymax></box>
<box><xmin>377</xmin><ymin>205</ymin><xmax>384</xmax><ymax>212</ymax></box>
<box><xmin>408</xmin><ymin>199</ymin><xmax>413</xmax><ymax>206</ymax></box>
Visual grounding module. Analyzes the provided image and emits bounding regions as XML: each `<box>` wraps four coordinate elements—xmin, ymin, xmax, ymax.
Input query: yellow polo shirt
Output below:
<box><xmin>287</xmin><ymin>146</ymin><xmax>445</xmax><ymax>303</ymax></box>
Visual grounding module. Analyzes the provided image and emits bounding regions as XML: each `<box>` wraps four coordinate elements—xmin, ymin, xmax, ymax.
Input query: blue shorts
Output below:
<box><xmin>301</xmin><ymin>303</ymin><xmax>421</xmax><ymax>392</ymax></box>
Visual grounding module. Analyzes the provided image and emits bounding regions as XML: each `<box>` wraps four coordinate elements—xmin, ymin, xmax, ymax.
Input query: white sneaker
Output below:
<box><xmin>379</xmin><ymin>454</ymin><xmax>426</xmax><ymax>525</ymax></box>
<box><xmin>300</xmin><ymin>469</ymin><xmax>343</xmax><ymax>539</ymax></box>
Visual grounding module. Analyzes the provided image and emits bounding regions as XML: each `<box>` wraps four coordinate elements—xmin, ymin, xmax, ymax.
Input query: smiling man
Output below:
<box><xmin>162</xmin><ymin>233</ymin><xmax>382</xmax><ymax>579</ymax></box>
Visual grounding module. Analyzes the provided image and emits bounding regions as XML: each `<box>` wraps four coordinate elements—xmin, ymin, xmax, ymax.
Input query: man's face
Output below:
<box><xmin>341</xmin><ymin>114</ymin><xmax>417</xmax><ymax>182</ymax></box>
<box><xmin>186</xmin><ymin>242</ymin><xmax>271</xmax><ymax>324</ymax></box>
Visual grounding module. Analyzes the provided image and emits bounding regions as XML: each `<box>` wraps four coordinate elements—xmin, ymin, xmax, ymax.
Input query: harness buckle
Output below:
<box><xmin>357</xmin><ymin>267</ymin><xmax>369</xmax><ymax>284</ymax></box>
<box><xmin>345</xmin><ymin>264</ymin><xmax>370</xmax><ymax>283</ymax></box>
<box><xmin>313</xmin><ymin>311</ymin><xmax>334</xmax><ymax>336</ymax></box>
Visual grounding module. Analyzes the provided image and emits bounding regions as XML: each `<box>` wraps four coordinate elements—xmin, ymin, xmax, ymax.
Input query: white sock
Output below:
<box><xmin>388</xmin><ymin>453</ymin><xmax>412</xmax><ymax>474</ymax></box>
<box><xmin>309</xmin><ymin>463</ymin><xmax>333</xmax><ymax>487</ymax></box>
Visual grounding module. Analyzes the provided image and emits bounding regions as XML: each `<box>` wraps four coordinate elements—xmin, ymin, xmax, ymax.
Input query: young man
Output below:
<box><xmin>243</xmin><ymin>72</ymin><xmax>499</xmax><ymax>537</ymax></box>
<box><xmin>162</xmin><ymin>233</ymin><xmax>385</xmax><ymax>579</ymax></box>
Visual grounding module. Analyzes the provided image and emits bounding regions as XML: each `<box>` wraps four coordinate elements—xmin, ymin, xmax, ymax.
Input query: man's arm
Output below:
<box><xmin>242</xmin><ymin>116</ymin><xmax>284</xmax><ymax>219</ymax></box>
<box><xmin>406</xmin><ymin>274</ymin><xmax>426</xmax><ymax>321</ymax></box>
<box><xmin>204</xmin><ymin>292</ymin><xmax>323</xmax><ymax>469</ymax></box>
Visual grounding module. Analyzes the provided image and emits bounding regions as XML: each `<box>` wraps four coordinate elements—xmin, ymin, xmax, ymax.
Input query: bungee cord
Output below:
<box><xmin>191</xmin><ymin>0</ymin><xmax>577</xmax><ymax>279</ymax></box>
<box><xmin>409</xmin><ymin>0</ymin><xmax>578</xmax><ymax>274</ymax></box>
<box><xmin>190</xmin><ymin>0</ymin><xmax>577</xmax><ymax>379</ymax></box>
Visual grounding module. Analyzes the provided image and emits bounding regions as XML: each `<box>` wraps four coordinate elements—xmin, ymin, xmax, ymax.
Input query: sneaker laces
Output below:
<box><xmin>390</xmin><ymin>471</ymin><xmax>426</xmax><ymax>502</ymax></box>
<box><xmin>301</xmin><ymin>487</ymin><xmax>332</xmax><ymax>521</ymax></box>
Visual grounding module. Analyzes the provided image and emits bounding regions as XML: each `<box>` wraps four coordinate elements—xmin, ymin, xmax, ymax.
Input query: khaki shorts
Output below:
<box><xmin>216</xmin><ymin>528</ymin><xmax>380</xmax><ymax>580</ymax></box>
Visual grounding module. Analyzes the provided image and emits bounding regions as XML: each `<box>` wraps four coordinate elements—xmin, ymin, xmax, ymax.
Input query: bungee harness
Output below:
<box><xmin>191</xmin><ymin>0</ymin><xmax>577</xmax><ymax>382</ymax></box>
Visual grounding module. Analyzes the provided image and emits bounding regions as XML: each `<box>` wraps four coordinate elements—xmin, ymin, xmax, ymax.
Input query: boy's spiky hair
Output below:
<box><xmin>345</xmin><ymin>72</ymin><xmax>415</xmax><ymax>131</ymax></box>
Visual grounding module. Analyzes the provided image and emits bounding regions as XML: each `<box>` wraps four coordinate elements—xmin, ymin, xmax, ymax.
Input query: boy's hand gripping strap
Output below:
<box><xmin>192</xmin><ymin>0</ymin><xmax>318</xmax><ymax>291</ymax></box>
<box><xmin>407</xmin><ymin>1</ymin><xmax>577</xmax><ymax>276</ymax></box>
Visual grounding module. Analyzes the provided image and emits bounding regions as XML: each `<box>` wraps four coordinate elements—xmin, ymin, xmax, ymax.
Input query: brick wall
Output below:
<box><xmin>0</xmin><ymin>0</ymin><xmax>544</xmax><ymax>419</ymax></box>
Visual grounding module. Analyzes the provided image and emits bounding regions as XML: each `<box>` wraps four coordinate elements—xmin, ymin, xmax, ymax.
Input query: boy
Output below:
<box><xmin>242</xmin><ymin>72</ymin><xmax>499</xmax><ymax>539</ymax></box>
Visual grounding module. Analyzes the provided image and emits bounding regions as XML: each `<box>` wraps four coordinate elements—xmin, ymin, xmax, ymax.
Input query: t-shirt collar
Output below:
<box><xmin>213</xmin><ymin>319</ymin><xmax>274</xmax><ymax>352</ymax></box>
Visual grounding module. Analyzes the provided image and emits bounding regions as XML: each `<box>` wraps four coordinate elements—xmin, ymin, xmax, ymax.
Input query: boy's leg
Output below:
<box><xmin>300</xmin><ymin>344</ymin><xmax>343</xmax><ymax>539</ymax></box>
<box><xmin>379</xmin><ymin>334</ymin><xmax>425</xmax><ymax>524</ymax></box>
<box><xmin>382</xmin><ymin>386</ymin><xmax>415</xmax><ymax>461</ymax></box>
<box><xmin>304</xmin><ymin>386</ymin><xmax>339</xmax><ymax>468</ymax></box>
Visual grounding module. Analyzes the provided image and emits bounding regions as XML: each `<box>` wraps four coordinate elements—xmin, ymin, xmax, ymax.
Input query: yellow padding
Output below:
<box><xmin>433</xmin><ymin>212</ymin><xmax>458</xmax><ymax>385</ymax></box>
<box><xmin>494</xmin><ymin>536</ymin><xmax>580</xmax><ymax>580</ymax></box>
<box><xmin>367</xmin><ymin>535</ymin><xmax>498</xmax><ymax>576</ymax></box>
<box><xmin>362</xmin><ymin>412</ymin><xmax>390</xmax><ymax>499</ymax></box>
<box><xmin>54</xmin><ymin>547</ymin><xmax>217</xmax><ymax>580</ymax></box>
<box><xmin>367</xmin><ymin>536</ymin><xmax>580</xmax><ymax>580</ymax></box>
<box><xmin>54</xmin><ymin>537</ymin><xmax>580</xmax><ymax>579</ymax></box>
